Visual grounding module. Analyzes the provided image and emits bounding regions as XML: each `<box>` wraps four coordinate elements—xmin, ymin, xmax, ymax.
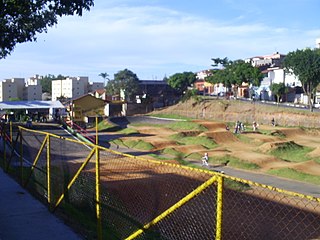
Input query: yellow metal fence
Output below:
<box><xmin>0</xmin><ymin>123</ymin><xmax>319</xmax><ymax>240</ymax></box>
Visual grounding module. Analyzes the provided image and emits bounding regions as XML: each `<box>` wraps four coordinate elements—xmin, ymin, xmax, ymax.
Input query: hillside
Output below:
<box><xmin>155</xmin><ymin>98</ymin><xmax>320</xmax><ymax>128</ymax></box>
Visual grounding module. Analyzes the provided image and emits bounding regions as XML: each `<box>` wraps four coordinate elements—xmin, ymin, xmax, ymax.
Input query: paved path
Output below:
<box><xmin>0</xmin><ymin>168</ymin><xmax>82</xmax><ymax>240</ymax></box>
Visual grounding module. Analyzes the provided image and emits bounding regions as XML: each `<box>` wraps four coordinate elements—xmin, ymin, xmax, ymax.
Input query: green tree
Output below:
<box><xmin>166</xmin><ymin>72</ymin><xmax>196</xmax><ymax>95</ymax></box>
<box><xmin>206</xmin><ymin>58</ymin><xmax>263</xmax><ymax>97</ymax></box>
<box><xmin>283</xmin><ymin>48</ymin><xmax>320</xmax><ymax>111</ymax></box>
<box><xmin>0</xmin><ymin>0</ymin><xmax>94</xmax><ymax>59</ymax></box>
<box><xmin>270</xmin><ymin>83</ymin><xmax>287</xmax><ymax>103</ymax></box>
<box><xmin>99</xmin><ymin>72</ymin><xmax>110</xmax><ymax>87</ymax></box>
<box><xmin>106</xmin><ymin>69</ymin><xmax>139</xmax><ymax>101</ymax></box>
<box><xmin>40</xmin><ymin>74</ymin><xmax>54</xmax><ymax>93</ymax></box>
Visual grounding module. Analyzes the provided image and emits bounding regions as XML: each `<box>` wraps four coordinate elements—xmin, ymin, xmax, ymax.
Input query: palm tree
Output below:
<box><xmin>99</xmin><ymin>72</ymin><xmax>110</xmax><ymax>87</ymax></box>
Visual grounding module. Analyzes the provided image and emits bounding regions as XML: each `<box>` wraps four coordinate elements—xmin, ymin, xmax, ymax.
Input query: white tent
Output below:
<box><xmin>0</xmin><ymin>101</ymin><xmax>64</xmax><ymax>110</ymax></box>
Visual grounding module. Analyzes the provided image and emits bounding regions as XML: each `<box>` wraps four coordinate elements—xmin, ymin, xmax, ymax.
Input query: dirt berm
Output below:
<box><xmin>155</xmin><ymin>98</ymin><xmax>320</xmax><ymax>128</ymax></box>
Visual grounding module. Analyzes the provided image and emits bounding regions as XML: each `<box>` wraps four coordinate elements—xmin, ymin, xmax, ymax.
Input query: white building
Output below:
<box><xmin>51</xmin><ymin>76</ymin><xmax>104</xmax><ymax>101</ymax></box>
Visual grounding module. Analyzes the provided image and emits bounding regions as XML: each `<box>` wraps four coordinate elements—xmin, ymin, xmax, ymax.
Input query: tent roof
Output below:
<box><xmin>0</xmin><ymin>101</ymin><xmax>65</xmax><ymax>110</ymax></box>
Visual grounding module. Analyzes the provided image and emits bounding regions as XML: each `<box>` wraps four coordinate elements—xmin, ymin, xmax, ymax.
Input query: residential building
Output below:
<box><xmin>0</xmin><ymin>78</ymin><xmax>25</xmax><ymax>101</ymax></box>
<box><xmin>93</xmin><ymin>89</ymin><xmax>107</xmax><ymax>100</ymax></box>
<box><xmin>52</xmin><ymin>77</ymin><xmax>104</xmax><ymax>101</ymax></box>
<box><xmin>24</xmin><ymin>75</ymin><xmax>43</xmax><ymax>100</ymax></box>
<box><xmin>195</xmin><ymin>70</ymin><xmax>226</xmax><ymax>95</ymax></box>
<box><xmin>245</xmin><ymin>52</ymin><xmax>286</xmax><ymax>69</ymax></box>
<box><xmin>69</xmin><ymin>94</ymin><xmax>106</xmax><ymax>122</ymax></box>
<box><xmin>89</xmin><ymin>82</ymin><xmax>104</xmax><ymax>93</ymax></box>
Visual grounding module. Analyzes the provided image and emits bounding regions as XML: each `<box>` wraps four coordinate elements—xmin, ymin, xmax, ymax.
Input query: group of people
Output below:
<box><xmin>234</xmin><ymin>120</ymin><xmax>245</xmax><ymax>134</ymax></box>
<box><xmin>200</xmin><ymin>118</ymin><xmax>277</xmax><ymax>167</ymax></box>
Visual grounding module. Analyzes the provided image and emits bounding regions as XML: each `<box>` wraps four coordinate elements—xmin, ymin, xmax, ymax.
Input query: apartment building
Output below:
<box><xmin>24</xmin><ymin>75</ymin><xmax>43</xmax><ymax>100</ymax></box>
<box><xmin>51</xmin><ymin>76</ymin><xmax>104</xmax><ymax>101</ymax></box>
<box><xmin>0</xmin><ymin>78</ymin><xmax>25</xmax><ymax>101</ymax></box>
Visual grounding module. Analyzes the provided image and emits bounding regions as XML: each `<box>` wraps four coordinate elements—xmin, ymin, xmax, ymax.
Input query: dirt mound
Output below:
<box><xmin>135</xmin><ymin>127</ymin><xmax>176</xmax><ymax>136</ymax></box>
<box><xmin>173</xmin><ymin>145</ymin><xmax>207</xmax><ymax>154</ymax></box>
<box><xmin>307</xmin><ymin>147</ymin><xmax>320</xmax><ymax>158</ymax></box>
<box><xmin>276</xmin><ymin>128</ymin><xmax>305</xmax><ymax>138</ymax></box>
<box><xmin>200</xmin><ymin>131</ymin><xmax>238</xmax><ymax>144</ymax></box>
<box><xmin>244</xmin><ymin>132</ymin><xmax>281</xmax><ymax>144</ymax></box>
<box><xmin>257</xmin><ymin>141</ymin><xmax>301</xmax><ymax>153</ymax></box>
<box><xmin>146</xmin><ymin>139</ymin><xmax>178</xmax><ymax>150</ymax></box>
<box><xmin>292</xmin><ymin>160</ymin><xmax>320</xmax><ymax>176</ymax></box>
<box><xmin>193</xmin><ymin>120</ymin><xmax>226</xmax><ymax>131</ymax></box>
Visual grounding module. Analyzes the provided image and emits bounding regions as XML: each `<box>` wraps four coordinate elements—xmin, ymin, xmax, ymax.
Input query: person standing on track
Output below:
<box><xmin>202</xmin><ymin>152</ymin><xmax>209</xmax><ymax>167</ymax></box>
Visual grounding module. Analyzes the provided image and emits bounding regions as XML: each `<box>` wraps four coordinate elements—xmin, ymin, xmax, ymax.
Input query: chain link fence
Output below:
<box><xmin>0</xmin><ymin>123</ymin><xmax>319</xmax><ymax>240</ymax></box>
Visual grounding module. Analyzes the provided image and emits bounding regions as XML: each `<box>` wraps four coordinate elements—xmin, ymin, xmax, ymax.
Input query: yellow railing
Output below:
<box><xmin>0</xmin><ymin>123</ymin><xmax>319</xmax><ymax>240</ymax></box>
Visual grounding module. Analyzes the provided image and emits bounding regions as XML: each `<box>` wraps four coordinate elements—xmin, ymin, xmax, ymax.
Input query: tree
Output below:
<box><xmin>105</xmin><ymin>69</ymin><xmax>139</xmax><ymax>101</ymax></box>
<box><xmin>40</xmin><ymin>74</ymin><xmax>54</xmax><ymax>93</ymax></box>
<box><xmin>270</xmin><ymin>83</ymin><xmax>287</xmax><ymax>104</ymax></box>
<box><xmin>99</xmin><ymin>72</ymin><xmax>110</xmax><ymax>87</ymax></box>
<box><xmin>0</xmin><ymin>0</ymin><xmax>94</xmax><ymax>59</ymax></box>
<box><xmin>283</xmin><ymin>48</ymin><xmax>320</xmax><ymax>111</ymax></box>
<box><xmin>166</xmin><ymin>72</ymin><xmax>196</xmax><ymax>95</ymax></box>
<box><xmin>206</xmin><ymin>58</ymin><xmax>263</xmax><ymax>97</ymax></box>
<box><xmin>40</xmin><ymin>74</ymin><xmax>67</xmax><ymax>94</ymax></box>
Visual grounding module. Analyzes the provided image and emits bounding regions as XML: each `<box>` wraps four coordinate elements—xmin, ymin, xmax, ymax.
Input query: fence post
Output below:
<box><xmin>2</xmin><ymin>124</ymin><xmax>6</xmax><ymax>171</ymax></box>
<box><xmin>47</xmin><ymin>134</ymin><xmax>51</xmax><ymax>209</ymax></box>
<box><xmin>96</xmin><ymin>116</ymin><xmax>98</xmax><ymax>145</ymax></box>
<box><xmin>95</xmin><ymin>146</ymin><xmax>102</xmax><ymax>240</ymax></box>
<box><xmin>10</xmin><ymin>121</ymin><xmax>12</xmax><ymax>143</ymax></box>
<box><xmin>215</xmin><ymin>175</ymin><xmax>224</xmax><ymax>240</ymax></box>
<box><xmin>20</xmin><ymin>129</ymin><xmax>23</xmax><ymax>185</ymax></box>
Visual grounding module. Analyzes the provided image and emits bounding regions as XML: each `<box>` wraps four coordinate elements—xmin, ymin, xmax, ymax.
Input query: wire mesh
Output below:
<box><xmin>222</xmin><ymin>176</ymin><xmax>320</xmax><ymax>240</ymax></box>
<box><xmin>0</xmin><ymin>123</ymin><xmax>319</xmax><ymax>240</ymax></box>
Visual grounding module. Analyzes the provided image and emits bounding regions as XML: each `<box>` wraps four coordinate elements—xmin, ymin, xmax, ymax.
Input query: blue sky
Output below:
<box><xmin>0</xmin><ymin>0</ymin><xmax>319</xmax><ymax>82</ymax></box>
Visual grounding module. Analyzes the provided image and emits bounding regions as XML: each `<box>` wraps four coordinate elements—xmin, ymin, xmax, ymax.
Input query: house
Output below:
<box><xmin>93</xmin><ymin>89</ymin><xmax>107</xmax><ymax>100</ymax></box>
<box><xmin>69</xmin><ymin>94</ymin><xmax>106</xmax><ymax>123</ymax></box>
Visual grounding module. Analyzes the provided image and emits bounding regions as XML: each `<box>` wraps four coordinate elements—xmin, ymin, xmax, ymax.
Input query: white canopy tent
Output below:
<box><xmin>0</xmin><ymin>100</ymin><xmax>64</xmax><ymax>110</ymax></box>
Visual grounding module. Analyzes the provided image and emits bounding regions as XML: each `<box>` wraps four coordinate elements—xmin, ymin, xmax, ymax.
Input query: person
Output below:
<box><xmin>271</xmin><ymin>118</ymin><xmax>275</xmax><ymax>127</ymax></box>
<box><xmin>234</xmin><ymin>121</ymin><xmax>240</xmax><ymax>134</ymax></box>
<box><xmin>252</xmin><ymin>121</ymin><xmax>259</xmax><ymax>131</ymax></box>
<box><xmin>202</xmin><ymin>152</ymin><xmax>209</xmax><ymax>166</ymax></box>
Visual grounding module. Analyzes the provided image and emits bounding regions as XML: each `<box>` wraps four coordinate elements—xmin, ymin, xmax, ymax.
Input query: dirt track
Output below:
<box><xmin>111</xmin><ymin>117</ymin><xmax>320</xmax><ymax>177</ymax></box>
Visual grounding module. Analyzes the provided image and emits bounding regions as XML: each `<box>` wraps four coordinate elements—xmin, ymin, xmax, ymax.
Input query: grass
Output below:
<box><xmin>235</xmin><ymin>134</ymin><xmax>253</xmax><ymax>144</ymax></box>
<box><xmin>267</xmin><ymin>168</ymin><xmax>320</xmax><ymax>186</ymax></box>
<box><xmin>224</xmin><ymin>178</ymin><xmax>251</xmax><ymax>192</ymax></box>
<box><xmin>148</xmin><ymin>113</ymin><xmax>191</xmax><ymax>120</ymax></box>
<box><xmin>118</xmin><ymin>128</ymin><xmax>139</xmax><ymax>135</ymax></box>
<box><xmin>162</xmin><ymin>148</ymin><xmax>182</xmax><ymax>156</ymax></box>
<box><xmin>123</xmin><ymin>139</ymin><xmax>154</xmax><ymax>150</ymax></box>
<box><xmin>167</xmin><ymin>121</ymin><xmax>207</xmax><ymax>131</ymax></box>
<box><xmin>95</xmin><ymin>119</ymin><xmax>121</xmax><ymax>131</ymax></box>
<box><xmin>269</xmin><ymin>142</ymin><xmax>313</xmax><ymax>163</ymax></box>
<box><xmin>170</xmin><ymin>134</ymin><xmax>217</xmax><ymax>149</ymax></box>
<box><xmin>214</xmin><ymin>156</ymin><xmax>260</xmax><ymax>170</ymax></box>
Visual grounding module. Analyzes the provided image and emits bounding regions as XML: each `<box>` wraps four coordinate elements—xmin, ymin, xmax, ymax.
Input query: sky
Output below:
<box><xmin>1</xmin><ymin>0</ymin><xmax>320</xmax><ymax>82</ymax></box>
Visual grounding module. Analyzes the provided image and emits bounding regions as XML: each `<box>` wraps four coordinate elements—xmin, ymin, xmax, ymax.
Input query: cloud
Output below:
<box><xmin>1</xmin><ymin>2</ymin><xmax>320</xmax><ymax>80</ymax></box>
